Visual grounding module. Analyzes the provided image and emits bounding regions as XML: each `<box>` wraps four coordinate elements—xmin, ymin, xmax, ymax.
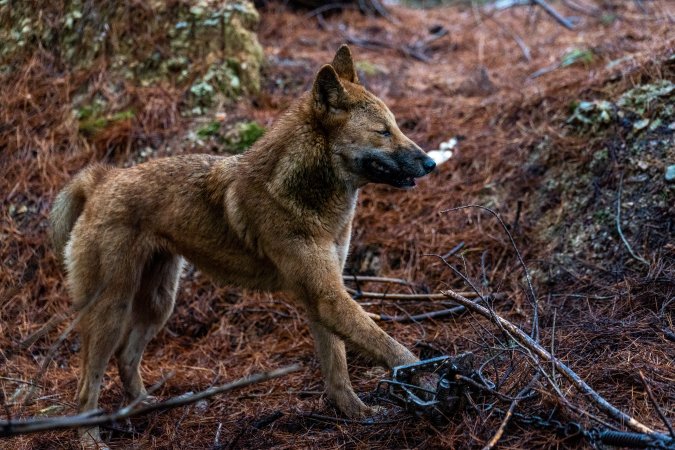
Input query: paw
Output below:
<box><xmin>329</xmin><ymin>389</ymin><xmax>379</xmax><ymax>419</ymax></box>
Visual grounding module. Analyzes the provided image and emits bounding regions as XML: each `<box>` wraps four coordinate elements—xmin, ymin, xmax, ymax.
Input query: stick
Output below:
<box><xmin>443</xmin><ymin>290</ymin><xmax>666</xmax><ymax>438</ymax></box>
<box><xmin>347</xmin><ymin>288</ymin><xmax>481</xmax><ymax>300</ymax></box>
<box><xmin>19</xmin><ymin>313</ymin><xmax>67</xmax><ymax>350</ymax></box>
<box><xmin>482</xmin><ymin>374</ymin><xmax>540</xmax><ymax>450</ymax></box>
<box><xmin>342</xmin><ymin>275</ymin><xmax>411</xmax><ymax>286</ymax></box>
<box><xmin>366</xmin><ymin>294</ymin><xmax>502</xmax><ymax>322</ymax></box>
<box><xmin>481</xmin><ymin>13</ymin><xmax>531</xmax><ymax>62</ymax></box>
<box><xmin>0</xmin><ymin>364</ymin><xmax>301</xmax><ymax>436</ymax></box>
<box><xmin>532</xmin><ymin>0</ymin><xmax>575</xmax><ymax>29</ymax></box>
<box><xmin>442</xmin><ymin>241</ymin><xmax>465</xmax><ymax>259</ymax></box>
<box><xmin>638</xmin><ymin>370</ymin><xmax>675</xmax><ymax>439</ymax></box>
<box><xmin>615</xmin><ymin>174</ymin><xmax>649</xmax><ymax>266</ymax></box>
<box><xmin>443</xmin><ymin>205</ymin><xmax>539</xmax><ymax>341</ymax></box>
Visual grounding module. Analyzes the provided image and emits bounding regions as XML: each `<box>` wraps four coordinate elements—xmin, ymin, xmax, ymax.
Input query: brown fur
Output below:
<box><xmin>51</xmin><ymin>45</ymin><xmax>436</xmax><ymax>447</ymax></box>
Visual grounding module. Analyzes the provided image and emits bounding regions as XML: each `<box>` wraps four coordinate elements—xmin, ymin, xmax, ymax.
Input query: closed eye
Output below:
<box><xmin>376</xmin><ymin>129</ymin><xmax>391</xmax><ymax>137</ymax></box>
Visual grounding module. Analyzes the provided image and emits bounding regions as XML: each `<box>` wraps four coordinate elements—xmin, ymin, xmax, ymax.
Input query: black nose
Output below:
<box><xmin>422</xmin><ymin>157</ymin><xmax>436</xmax><ymax>174</ymax></box>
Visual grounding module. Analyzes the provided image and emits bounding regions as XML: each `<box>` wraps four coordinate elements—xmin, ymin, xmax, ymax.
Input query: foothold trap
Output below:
<box><xmin>376</xmin><ymin>353</ymin><xmax>475</xmax><ymax>420</ymax></box>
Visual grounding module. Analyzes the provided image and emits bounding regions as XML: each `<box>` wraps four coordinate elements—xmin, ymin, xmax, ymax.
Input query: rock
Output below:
<box><xmin>666</xmin><ymin>165</ymin><xmax>675</xmax><ymax>182</ymax></box>
<box><xmin>2</xmin><ymin>0</ymin><xmax>264</xmax><ymax>112</ymax></box>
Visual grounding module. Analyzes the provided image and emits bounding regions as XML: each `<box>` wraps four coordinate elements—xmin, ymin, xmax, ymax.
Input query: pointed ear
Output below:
<box><xmin>312</xmin><ymin>64</ymin><xmax>348</xmax><ymax>112</ymax></box>
<box><xmin>331</xmin><ymin>44</ymin><xmax>359</xmax><ymax>84</ymax></box>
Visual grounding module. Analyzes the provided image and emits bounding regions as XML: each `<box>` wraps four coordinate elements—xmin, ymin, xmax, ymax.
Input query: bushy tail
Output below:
<box><xmin>50</xmin><ymin>164</ymin><xmax>109</xmax><ymax>264</ymax></box>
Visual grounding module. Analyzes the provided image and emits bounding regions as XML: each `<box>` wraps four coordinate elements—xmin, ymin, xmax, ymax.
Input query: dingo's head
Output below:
<box><xmin>311</xmin><ymin>45</ymin><xmax>435</xmax><ymax>189</ymax></box>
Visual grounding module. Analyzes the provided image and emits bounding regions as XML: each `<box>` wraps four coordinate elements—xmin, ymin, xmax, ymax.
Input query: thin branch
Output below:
<box><xmin>19</xmin><ymin>312</ymin><xmax>67</xmax><ymax>350</ymax></box>
<box><xmin>482</xmin><ymin>374</ymin><xmax>541</xmax><ymax>450</ymax></box>
<box><xmin>22</xmin><ymin>310</ymin><xmax>86</xmax><ymax>405</ymax></box>
<box><xmin>342</xmin><ymin>275</ymin><xmax>411</xmax><ymax>286</ymax></box>
<box><xmin>442</xmin><ymin>241</ymin><xmax>466</xmax><ymax>259</ymax></box>
<box><xmin>0</xmin><ymin>364</ymin><xmax>301</xmax><ymax>437</ymax></box>
<box><xmin>443</xmin><ymin>205</ymin><xmax>539</xmax><ymax>341</ymax></box>
<box><xmin>367</xmin><ymin>294</ymin><xmax>500</xmax><ymax>322</ymax></box>
<box><xmin>532</xmin><ymin>0</ymin><xmax>576</xmax><ymax>29</ymax></box>
<box><xmin>347</xmin><ymin>288</ymin><xmax>481</xmax><ymax>300</ymax></box>
<box><xmin>616</xmin><ymin>173</ymin><xmax>649</xmax><ymax>267</ymax></box>
<box><xmin>638</xmin><ymin>370</ymin><xmax>675</xmax><ymax>439</ymax></box>
<box><xmin>482</xmin><ymin>12</ymin><xmax>532</xmax><ymax>62</ymax></box>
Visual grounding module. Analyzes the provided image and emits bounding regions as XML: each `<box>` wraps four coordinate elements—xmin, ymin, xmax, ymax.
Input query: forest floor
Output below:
<box><xmin>1</xmin><ymin>1</ymin><xmax>674</xmax><ymax>449</ymax></box>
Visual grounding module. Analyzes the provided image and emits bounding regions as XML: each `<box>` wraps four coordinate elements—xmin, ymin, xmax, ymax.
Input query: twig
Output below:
<box><xmin>19</xmin><ymin>312</ymin><xmax>67</xmax><ymax>350</ymax></box>
<box><xmin>0</xmin><ymin>364</ymin><xmax>300</xmax><ymax>436</ymax></box>
<box><xmin>342</xmin><ymin>275</ymin><xmax>411</xmax><ymax>286</ymax></box>
<box><xmin>443</xmin><ymin>290</ymin><xmax>667</xmax><ymax>438</ymax></box>
<box><xmin>214</xmin><ymin>421</ymin><xmax>223</xmax><ymax>447</ymax></box>
<box><xmin>482</xmin><ymin>374</ymin><xmax>541</xmax><ymax>450</ymax></box>
<box><xmin>532</xmin><ymin>0</ymin><xmax>576</xmax><ymax>29</ymax></box>
<box><xmin>22</xmin><ymin>310</ymin><xmax>86</xmax><ymax>405</ymax></box>
<box><xmin>443</xmin><ymin>205</ymin><xmax>539</xmax><ymax>341</ymax></box>
<box><xmin>481</xmin><ymin>13</ymin><xmax>531</xmax><ymax>62</ymax></box>
<box><xmin>638</xmin><ymin>370</ymin><xmax>675</xmax><ymax>439</ymax></box>
<box><xmin>550</xmin><ymin>307</ymin><xmax>559</xmax><ymax>390</ymax></box>
<box><xmin>0</xmin><ymin>377</ymin><xmax>44</xmax><ymax>389</ymax></box>
<box><xmin>442</xmin><ymin>241</ymin><xmax>465</xmax><ymax>259</ymax></box>
<box><xmin>528</xmin><ymin>62</ymin><xmax>561</xmax><ymax>79</ymax></box>
<box><xmin>303</xmin><ymin>3</ymin><xmax>357</xmax><ymax>19</ymax></box>
<box><xmin>615</xmin><ymin>174</ymin><xmax>649</xmax><ymax>267</ymax></box>
<box><xmin>561</xmin><ymin>0</ymin><xmax>600</xmax><ymax>17</ymax></box>
<box><xmin>367</xmin><ymin>295</ymin><xmax>496</xmax><ymax>322</ymax></box>
<box><xmin>347</xmin><ymin>288</ymin><xmax>481</xmax><ymax>300</ymax></box>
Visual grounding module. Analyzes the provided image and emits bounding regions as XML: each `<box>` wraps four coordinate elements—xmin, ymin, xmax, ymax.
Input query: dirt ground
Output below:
<box><xmin>1</xmin><ymin>1</ymin><xmax>674</xmax><ymax>449</ymax></box>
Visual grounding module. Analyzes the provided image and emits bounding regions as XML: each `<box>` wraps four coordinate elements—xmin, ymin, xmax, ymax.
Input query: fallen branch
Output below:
<box><xmin>342</xmin><ymin>274</ymin><xmax>411</xmax><ymax>286</ymax></box>
<box><xmin>347</xmin><ymin>288</ymin><xmax>481</xmax><ymax>300</ymax></box>
<box><xmin>532</xmin><ymin>0</ymin><xmax>576</xmax><ymax>30</ymax></box>
<box><xmin>443</xmin><ymin>290</ymin><xmax>668</xmax><ymax>439</ymax></box>
<box><xmin>366</xmin><ymin>294</ymin><xmax>503</xmax><ymax>322</ymax></box>
<box><xmin>0</xmin><ymin>364</ymin><xmax>301</xmax><ymax>437</ymax></box>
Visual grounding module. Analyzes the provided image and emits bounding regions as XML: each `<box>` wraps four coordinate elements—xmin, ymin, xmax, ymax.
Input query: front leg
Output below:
<box><xmin>308</xmin><ymin>321</ymin><xmax>375</xmax><ymax>418</ymax></box>
<box><xmin>278</xmin><ymin>241</ymin><xmax>418</xmax><ymax>370</ymax></box>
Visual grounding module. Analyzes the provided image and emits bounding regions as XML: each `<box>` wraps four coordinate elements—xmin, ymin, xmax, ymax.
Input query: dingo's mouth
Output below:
<box><xmin>364</xmin><ymin>158</ymin><xmax>419</xmax><ymax>188</ymax></box>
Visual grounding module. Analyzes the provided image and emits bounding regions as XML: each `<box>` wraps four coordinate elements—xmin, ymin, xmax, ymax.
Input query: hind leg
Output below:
<box><xmin>76</xmin><ymin>283</ymin><xmax>137</xmax><ymax>448</ymax></box>
<box><xmin>116</xmin><ymin>252</ymin><xmax>182</xmax><ymax>402</ymax></box>
<box><xmin>66</xmin><ymin>233</ymin><xmax>146</xmax><ymax>447</ymax></box>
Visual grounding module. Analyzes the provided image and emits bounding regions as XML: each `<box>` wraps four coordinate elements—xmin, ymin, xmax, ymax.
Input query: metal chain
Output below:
<box><xmin>502</xmin><ymin>409</ymin><xmax>674</xmax><ymax>449</ymax></box>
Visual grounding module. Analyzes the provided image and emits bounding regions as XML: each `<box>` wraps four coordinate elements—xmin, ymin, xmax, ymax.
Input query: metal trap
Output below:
<box><xmin>376</xmin><ymin>353</ymin><xmax>474</xmax><ymax>420</ymax></box>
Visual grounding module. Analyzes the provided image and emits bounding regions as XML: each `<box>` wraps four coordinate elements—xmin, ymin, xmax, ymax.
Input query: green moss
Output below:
<box><xmin>617</xmin><ymin>80</ymin><xmax>674</xmax><ymax>117</ymax></box>
<box><xmin>197</xmin><ymin>121</ymin><xmax>221</xmax><ymax>138</ymax></box>
<box><xmin>78</xmin><ymin>109</ymin><xmax>135</xmax><ymax>136</ymax></box>
<box><xmin>560</xmin><ymin>48</ymin><xmax>594</xmax><ymax>68</ymax></box>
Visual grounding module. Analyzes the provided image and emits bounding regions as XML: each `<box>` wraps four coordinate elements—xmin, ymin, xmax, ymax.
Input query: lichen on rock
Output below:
<box><xmin>1</xmin><ymin>0</ymin><xmax>264</xmax><ymax>115</ymax></box>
